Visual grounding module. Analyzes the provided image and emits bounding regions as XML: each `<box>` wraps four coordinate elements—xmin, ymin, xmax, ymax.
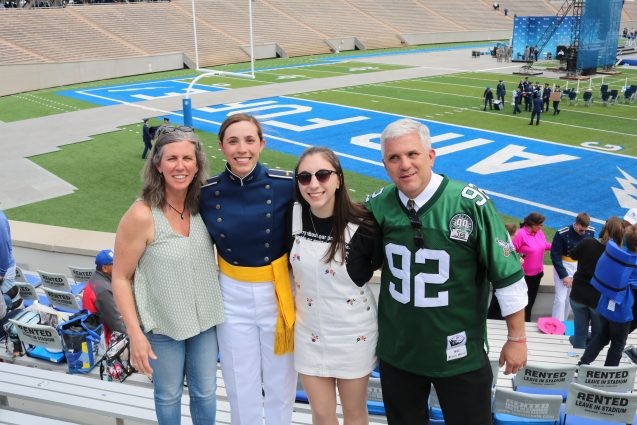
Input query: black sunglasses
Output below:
<box><xmin>406</xmin><ymin>204</ymin><xmax>424</xmax><ymax>249</ymax></box>
<box><xmin>297</xmin><ymin>169</ymin><xmax>338</xmax><ymax>186</ymax></box>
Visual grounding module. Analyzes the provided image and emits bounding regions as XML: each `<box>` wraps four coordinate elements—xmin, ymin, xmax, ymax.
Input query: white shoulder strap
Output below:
<box><xmin>292</xmin><ymin>202</ymin><xmax>303</xmax><ymax>236</ymax></box>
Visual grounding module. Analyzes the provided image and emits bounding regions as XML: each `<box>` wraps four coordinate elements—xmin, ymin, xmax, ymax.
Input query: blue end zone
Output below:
<box><xmin>58</xmin><ymin>80</ymin><xmax>637</xmax><ymax>226</ymax></box>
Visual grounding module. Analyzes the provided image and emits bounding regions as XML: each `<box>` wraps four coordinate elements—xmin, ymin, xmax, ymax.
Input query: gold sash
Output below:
<box><xmin>218</xmin><ymin>254</ymin><xmax>295</xmax><ymax>354</ymax></box>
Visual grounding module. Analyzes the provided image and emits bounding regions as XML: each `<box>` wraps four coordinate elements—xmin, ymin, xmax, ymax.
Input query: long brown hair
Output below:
<box><xmin>599</xmin><ymin>216</ymin><xmax>624</xmax><ymax>246</ymax></box>
<box><xmin>520</xmin><ymin>212</ymin><xmax>545</xmax><ymax>228</ymax></box>
<box><xmin>294</xmin><ymin>146</ymin><xmax>378</xmax><ymax>264</ymax></box>
<box><xmin>140</xmin><ymin>126</ymin><xmax>208</xmax><ymax>214</ymax></box>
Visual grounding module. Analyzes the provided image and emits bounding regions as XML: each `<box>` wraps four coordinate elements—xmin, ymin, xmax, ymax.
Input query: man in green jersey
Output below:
<box><xmin>365</xmin><ymin>118</ymin><xmax>527</xmax><ymax>425</ymax></box>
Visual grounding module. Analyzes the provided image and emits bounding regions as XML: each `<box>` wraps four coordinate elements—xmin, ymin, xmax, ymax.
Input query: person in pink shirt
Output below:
<box><xmin>513</xmin><ymin>212</ymin><xmax>551</xmax><ymax>322</ymax></box>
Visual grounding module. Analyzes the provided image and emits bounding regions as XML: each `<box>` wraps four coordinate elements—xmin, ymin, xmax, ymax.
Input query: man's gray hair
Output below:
<box><xmin>380</xmin><ymin>118</ymin><xmax>431</xmax><ymax>155</ymax></box>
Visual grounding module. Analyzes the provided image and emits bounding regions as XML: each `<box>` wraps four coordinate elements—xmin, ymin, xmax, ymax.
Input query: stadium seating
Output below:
<box><xmin>9</xmin><ymin>319</ymin><xmax>64</xmax><ymax>351</ymax></box>
<box><xmin>601</xmin><ymin>90</ymin><xmax>612</xmax><ymax>106</ymax></box>
<box><xmin>567</xmin><ymin>90</ymin><xmax>578</xmax><ymax>105</ymax></box>
<box><xmin>493</xmin><ymin>388</ymin><xmax>562</xmax><ymax>425</ymax></box>
<box><xmin>512</xmin><ymin>363</ymin><xmax>577</xmax><ymax>401</ymax></box>
<box><xmin>14</xmin><ymin>282</ymin><xmax>50</xmax><ymax>307</ymax></box>
<box><xmin>15</xmin><ymin>265</ymin><xmax>41</xmax><ymax>287</ymax></box>
<box><xmin>423</xmin><ymin>0</ymin><xmax>511</xmax><ymax>31</ymax></box>
<box><xmin>563</xmin><ymin>382</ymin><xmax>637</xmax><ymax>424</ymax></box>
<box><xmin>582</xmin><ymin>90</ymin><xmax>593</xmax><ymax>106</ymax></box>
<box><xmin>348</xmin><ymin>0</ymin><xmax>452</xmax><ymax>34</ymax></box>
<box><xmin>574</xmin><ymin>364</ymin><xmax>637</xmax><ymax>393</ymax></box>
<box><xmin>68</xmin><ymin>266</ymin><xmax>94</xmax><ymax>285</ymax></box>
<box><xmin>42</xmin><ymin>287</ymin><xmax>82</xmax><ymax>312</ymax></box>
<box><xmin>623</xmin><ymin>85</ymin><xmax>637</xmax><ymax>104</ymax></box>
<box><xmin>37</xmin><ymin>270</ymin><xmax>85</xmax><ymax>295</ymax></box>
<box><xmin>0</xmin><ymin>0</ymin><xmax>580</xmax><ymax>67</ymax></box>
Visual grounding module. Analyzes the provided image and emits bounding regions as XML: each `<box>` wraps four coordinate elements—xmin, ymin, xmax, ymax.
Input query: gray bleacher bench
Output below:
<box><xmin>0</xmin><ymin>362</ymin><xmax>193</xmax><ymax>425</ymax></box>
<box><xmin>0</xmin><ymin>409</ymin><xmax>82</xmax><ymax>425</ymax></box>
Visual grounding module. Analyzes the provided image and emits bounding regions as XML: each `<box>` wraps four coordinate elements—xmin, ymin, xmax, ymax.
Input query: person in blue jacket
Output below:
<box><xmin>141</xmin><ymin>118</ymin><xmax>153</xmax><ymax>160</ymax></box>
<box><xmin>580</xmin><ymin>224</ymin><xmax>637</xmax><ymax>366</ymax></box>
<box><xmin>529</xmin><ymin>92</ymin><xmax>544</xmax><ymax>126</ymax></box>
<box><xmin>550</xmin><ymin>213</ymin><xmax>595</xmax><ymax>321</ymax></box>
<box><xmin>0</xmin><ymin>209</ymin><xmax>21</xmax><ymax>315</ymax></box>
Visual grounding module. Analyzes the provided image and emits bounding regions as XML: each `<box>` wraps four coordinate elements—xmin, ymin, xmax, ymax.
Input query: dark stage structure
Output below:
<box><xmin>511</xmin><ymin>0</ymin><xmax>623</xmax><ymax>76</ymax></box>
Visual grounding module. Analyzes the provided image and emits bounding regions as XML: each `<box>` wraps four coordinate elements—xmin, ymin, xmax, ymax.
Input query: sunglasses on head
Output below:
<box><xmin>297</xmin><ymin>169</ymin><xmax>338</xmax><ymax>186</ymax></box>
<box><xmin>157</xmin><ymin>125</ymin><xmax>194</xmax><ymax>136</ymax></box>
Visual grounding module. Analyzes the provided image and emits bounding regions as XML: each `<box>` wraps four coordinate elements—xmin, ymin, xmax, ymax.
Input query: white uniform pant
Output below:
<box><xmin>217</xmin><ymin>272</ymin><xmax>296</xmax><ymax>425</ymax></box>
<box><xmin>552</xmin><ymin>261</ymin><xmax>577</xmax><ymax>321</ymax></box>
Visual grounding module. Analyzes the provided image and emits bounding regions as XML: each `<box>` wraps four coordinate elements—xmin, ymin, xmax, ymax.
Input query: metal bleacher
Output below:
<box><xmin>0</xmin><ymin>0</ymin><xmax>567</xmax><ymax>67</ymax></box>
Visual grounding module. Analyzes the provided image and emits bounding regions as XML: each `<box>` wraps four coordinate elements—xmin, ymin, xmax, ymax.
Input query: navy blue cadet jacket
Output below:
<box><xmin>550</xmin><ymin>224</ymin><xmax>595</xmax><ymax>279</ymax></box>
<box><xmin>199</xmin><ymin>163</ymin><xmax>294</xmax><ymax>267</ymax></box>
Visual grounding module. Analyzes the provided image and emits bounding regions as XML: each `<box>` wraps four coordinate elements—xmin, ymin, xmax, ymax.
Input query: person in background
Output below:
<box><xmin>552</xmin><ymin>85</ymin><xmax>562</xmax><ymax>115</ymax></box>
<box><xmin>579</xmin><ymin>224</ymin><xmax>637</xmax><ymax>366</ymax></box>
<box><xmin>551</xmin><ymin>212</ymin><xmax>595</xmax><ymax>321</ymax></box>
<box><xmin>513</xmin><ymin>212</ymin><xmax>551</xmax><ymax>322</ymax></box>
<box><xmin>82</xmin><ymin>249</ymin><xmax>126</xmax><ymax>346</ymax></box>
<box><xmin>483</xmin><ymin>86</ymin><xmax>494</xmax><ymax>111</ymax></box>
<box><xmin>0</xmin><ymin>209</ymin><xmax>21</xmax><ymax>315</ymax></box>
<box><xmin>512</xmin><ymin>87</ymin><xmax>522</xmax><ymax>115</ymax></box>
<box><xmin>496</xmin><ymin>80</ymin><xmax>506</xmax><ymax>107</ymax></box>
<box><xmin>112</xmin><ymin>126</ymin><xmax>225</xmax><ymax>425</ymax></box>
<box><xmin>199</xmin><ymin>113</ymin><xmax>297</xmax><ymax>425</ymax></box>
<box><xmin>529</xmin><ymin>91</ymin><xmax>543</xmax><ymax>126</ymax></box>
<box><xmin>542</xmin><ymin>83</ymin><xmax>552</xmax><ymax>112</ymax></box>
<box><xmin>568</xmin><ymin>217</ymin><xmax>624</xmax><ymax>348</ymax></box>
<box><xmin>365</xmin><ymin>118</ymin><xmax>527</xmax><ymax>425</ymax></box>
<box><xmin>291</xmin><ymin>146</ymin><xmax>382</xmax><ymax>425</ymax></box>
<box><xmin>523</xmin><ymin>79</ymin><xmax>533</xmax><ymax>112</ymax></box>
<box><xmin>142</xmin><ymin>118</ymin><xmax>153</xmax><ymax>160</ymax></box>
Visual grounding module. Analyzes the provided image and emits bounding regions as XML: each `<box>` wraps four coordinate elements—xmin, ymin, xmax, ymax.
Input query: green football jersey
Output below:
<box><xmin>366</xmin><ymin>176</ymin><xmax>524</xmax><ymax>377</ymax></box>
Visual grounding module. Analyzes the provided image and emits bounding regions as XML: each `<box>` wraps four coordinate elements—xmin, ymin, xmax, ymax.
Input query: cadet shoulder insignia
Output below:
<box><xmin>202</xmin><ymin>175</ymin><xmax>221</xmax><ymax>188</ymax></box>
<box><xmin>558</xmin><ymin>226</ymin><xmax>569</xmax><ymax>234</ymax></box>
<box><xmin>266</xmin><ymin>169</ymin><xmax>294</xmax><ymax>179</ymax></box>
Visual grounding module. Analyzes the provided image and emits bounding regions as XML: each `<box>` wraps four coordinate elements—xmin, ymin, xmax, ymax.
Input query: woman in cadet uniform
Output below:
<box><xmin>199</xmin><ymin>113</ymin><xmax>297</xmax><ymax>425</ymax></box>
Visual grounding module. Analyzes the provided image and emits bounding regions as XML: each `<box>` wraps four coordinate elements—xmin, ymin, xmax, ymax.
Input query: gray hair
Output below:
<box><xmin>380</xmin><ymin>118</ymin><xmax>431</xmax><ymax>156</ymax></box>
<box><xmin>140</xmin><ymin>127</ymin><xmax>208</xmax><ymax>214</ymax></box>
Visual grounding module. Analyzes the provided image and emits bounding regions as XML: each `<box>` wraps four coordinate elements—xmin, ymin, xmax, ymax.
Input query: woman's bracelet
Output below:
<box><xmin>507</xmin><ymin>335</ymin><xmax>527</xmax><ymax>343</ymax></box>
